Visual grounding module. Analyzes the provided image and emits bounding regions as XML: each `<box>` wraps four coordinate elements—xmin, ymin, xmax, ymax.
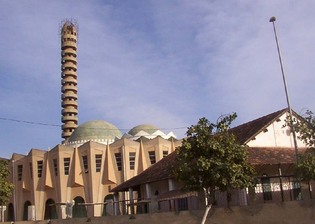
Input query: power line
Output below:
<box><xmin>0</xmin><ymin>117</ymin><xmax>60</xmax><ymax>127</ymax></box>
<box><xmin>0</xmin><ymin>117</ymin><xmax>188</xmax><ymax>132</ymax></box>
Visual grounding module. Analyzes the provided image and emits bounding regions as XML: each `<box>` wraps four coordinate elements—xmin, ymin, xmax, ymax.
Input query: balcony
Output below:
<box><xmin>61</xmin><ymin>72</ymin><xmax>77</xmax><ymax>79</ymax></box>
<box><xmin>62</xmin><ymin>108</ymin><xmax>78</xmax><ymax>115</ymax></box>
<box><xmin>62</xmin><ymin>132</ymin><xmax>71</xmax><ymax>139</ymax></box>
<box><xmin>61</xmin><ymin>41</ymin><xmax>77</xmax><ymax>50</ymax></box>
<box><xmin>62</xmin><ymin>100</ymin><xmax>78</xmax><ymax>107</ymax></box>
<box><xmin>62</xmin><ymin>123</ymin><xmax>78</xmax><ymax>130</ymax></box>
<box><xmin>62</xmin><ymin>92</ymin><xmax>77</xmax><ymax>100</ymax></box>
<box><xmin>62</xmin><ymin>49</ymin><xmax>77</xmax><ymax>57</ymax></box>
<box><xmin>62</xmin><ymin>85</ymin><xmax>77</xmax><ymax>93</ymax></box>
<box><xmin>61</xmin><ymin>65</ymin><xmax>77</xmax><ymax>72</ymax></box>
<box><xmin>62</xmin><ymin>115</ymin><xmax>78</xmax><ymax>123</ymax></box>
<box><xmin>62</xmin><ymin>55</ymin><xmax>77</xmax><ymax>64</ymax></box>
<box><xmin>62</xmin><ymin>33</ymin><xmax>77</xmax><ymax>39</ymax></box>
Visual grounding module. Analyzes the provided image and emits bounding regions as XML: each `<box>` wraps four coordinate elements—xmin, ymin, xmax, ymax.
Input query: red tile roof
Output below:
<box><xmin>111</xmin><ymin>146</ymin><xmax>304</xmax><ymax>192</ymax></box>
<box><xmin>248</xmin><ymin>147</ymin><xmax>305</xmax><ymax>165</ymax></box>
<box><xmin>111</xmin><ymin>108</ymin><xmax>304</xmax><ymax>193</ymax></box>
<box><xmin>111</xmin><ymin>152</ymin><xmax>179</xmax><ymax>192</ymax></box>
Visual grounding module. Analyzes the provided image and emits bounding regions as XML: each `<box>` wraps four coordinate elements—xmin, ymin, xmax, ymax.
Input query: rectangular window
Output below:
<box><xmin>262</xmin><ymin>177</ymin><xmax>272</xmax><ymax>201</ymax></box>
<box><xmin>53</xmin><ymin>159</ymin><xmax>58</xmax><ymax>176</ymax></box>
<box><xmin>29</xmin><ymin>162</ymin><xmax>33</xmax><ymax>179</ymax></box>
<box><xmin>64</xmin><ymin>157</ymin><xmax>70</xmax><ymax>175</ymax></box>
<box><xmin>37</xmin><ymin>160</ymin><xmax>43</xmax><ymax>178</ymax></box>
<box><xmin>129</xmin><ymin>152</ymin><xmax>136</xmax><ymax>170</ymax></box>
<box><xmin>82</xmin><ymin>155</ymin><xmax>88</xmax><ymax>173</ymax></box>
<box><xmin>148</xmin><ymin>151</ymin><xmax>156</xmax><ymax>164</ymax></box>
<box><xmin>115</xmin><ymin>153</ymin><xmax>122</xmax><ymax>171</ymax></box>
<box><xmin>95</xmin><ymin>154</ymin><xmax>102</xmax><ymax>172</ymax></box>
<box><xmin>178</xmin><ymin>198</ymin><xmax>188</xmax><ymax>211</ymax></box>
<box><xmin>17</xmin><ymin>165</ymin><xmax>23</xmax><ymax>181</ymax></box>
<box><xmin>163</xmin><ymin>150</ymin><xmax>169</xmax><ymax>158</ymax></box>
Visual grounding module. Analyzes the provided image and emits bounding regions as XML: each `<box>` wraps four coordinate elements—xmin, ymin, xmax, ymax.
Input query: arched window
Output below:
<box><xmin>44</xmin><ymin>199</ymin><xmax>58</xmax><ymax>220</ymax></box>
<box><xmin>102</xmin><ymin>194</ymin><xmax>114</xmax><ymax>216</ymax></box>
<box><xmin>23</xmin><ymin>201</ymin><xmax>31</xmax><ymax>221</ymax></box>
<box><xmin>73</xmin><ymin>196</ymin><xmax>87</xmax><ymax>218</ymax></box>
<box><xmin>7</xmin><ymin>203</ymin><xmax>14</xmax><ymax>222</ymax></box>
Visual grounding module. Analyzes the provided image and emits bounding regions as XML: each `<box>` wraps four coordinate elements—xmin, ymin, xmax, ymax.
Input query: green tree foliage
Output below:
<box><xmin>292</xmin><ymin>110</ymin><xmax>315</xmax><ymax>182</ymax></box>
<box><xmin>295</xmin><ymin>149</ymin><xmax>315</xmax><ymax>181</ymax></box>
<box><xmin>0</xmin><ymin>160</ymin><xmax>14</xmax><ymax>205</ymax></box>
<box><xmin>174</xmin><ymin>113</ymin><xmax>254</xmax><ymax>223</ymax></box>
<box><xmin>293</xmin><ymin>110</ymin><xmax>315</xmax><ymax>149</ymax></box>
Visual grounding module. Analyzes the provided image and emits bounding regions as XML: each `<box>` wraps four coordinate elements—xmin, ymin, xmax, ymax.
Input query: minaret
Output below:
<box><xmin>60</xmin><ymin>20</ymin><xmax>78</xmax><ymax>142</ymax></box>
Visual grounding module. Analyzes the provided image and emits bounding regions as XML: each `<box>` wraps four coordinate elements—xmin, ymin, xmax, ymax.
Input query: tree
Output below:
<box><xmin>174</xmin><ymin>113</ymin><xmax>254</xmax><ymax>224</ymax></box>
<box><xmin>295</xmin><ymin>149</ymin><xmax>315</xmax><ymax>182</ymax></box>
<box><xmin>292</xmin><ymin>110</ymin><xmax>315</xmax><ymax>149</ymax></box>
<box><xmin>0</xmin><ymin>160</ymin><xmax>14</xmax><ymax>205</ymax></box>
<box><xmin>291</xmin><ymin>110</ymin><xmax>315</xmax><ymax>197</ymax></box>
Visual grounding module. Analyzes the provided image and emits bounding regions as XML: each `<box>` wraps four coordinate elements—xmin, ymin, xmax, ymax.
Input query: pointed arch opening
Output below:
<box><xmin>102</xmin><ymin>194</ymin><xmax>114</xmax><ymax>216</ymax></box>
<box><xmin>23</xmin><ymin>201</ymin><xmax>31</xmax><ymax>221</ymax></box>
<box><xmin>73</xmin><ymin>196</ymin><xmax>87</xmax><ymax>218</ymax></box>
<box><xmin>44</xmin><ymin>199</ymin><xmax>58</xmax><ymax>220</ymax></box>
<box><xmin>7</xmin><ymin>203</ymin><xmax>14</xmax><ymax>222</ymax></box>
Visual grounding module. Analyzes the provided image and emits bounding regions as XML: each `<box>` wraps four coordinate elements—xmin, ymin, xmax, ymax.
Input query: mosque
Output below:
<box><xmin>6</xmin><ymin>20</ymin><xmax>180</xmax><ymax>221</ymax></box>
<box><xmin>4</xmin><ymin>20</ymin><xmax>309</xmax><ymax>222</ymax></box>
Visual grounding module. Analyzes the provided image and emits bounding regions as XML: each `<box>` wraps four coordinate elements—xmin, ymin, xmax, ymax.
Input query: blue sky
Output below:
<box><xmin>1</xmin><ymin>1</ymin><xmax>314</xmax><ymax>158</ymax></box>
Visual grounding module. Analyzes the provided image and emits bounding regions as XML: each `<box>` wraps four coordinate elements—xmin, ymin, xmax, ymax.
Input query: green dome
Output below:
<box><xmin>128</xmin><ymin>124</ymin><xmax>159</xmax><ymax>136</ymax></box>
<box><xmin>69</xmin><ymin>120</ymin><xmax>122</xmax><ymax>143</ymax></box>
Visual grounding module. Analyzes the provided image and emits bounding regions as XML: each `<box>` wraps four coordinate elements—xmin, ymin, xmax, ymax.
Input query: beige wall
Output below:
<box><xmin>8</xmin><ymin>137</ymin><xmax>179</xmax><ymax>221</ymax></box>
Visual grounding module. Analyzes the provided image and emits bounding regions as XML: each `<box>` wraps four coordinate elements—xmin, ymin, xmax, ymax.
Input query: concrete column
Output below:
<box><xmin>168</xmin><ymin>179</ymin><xmax>175</xmax><ymax>211</ymax></box>
<box><xmin>65</xmin><ymin>200</ymin><xmax>74</xmax><ymax>218</ymax></box>
<box><xmin>60</xmin><ymin>205</ymin><xmax>67</xmax><ymax>219</ymax></box>
<box><xmin>145</xmin><ymin>183</ymin><xmax>151</xmax><ymax>198</ymax></box>
<box><xmin>113</xmin><ymin>193</ymin><xmax>119</xmax><ymax>216</ymax></box>
<box><xmin>129</xmin><ymin>188</ymin><xmax>134</xmax><ymax>215</ymax></box>
<box><xmin>239</xmin><ymin>189</ymin><xmax>248</xmax><ymax>206</ymax></box>
<box><xmin>278</xmin><ymin>164</ymin><xmax>284</xmax><ymax>202</ymax></box>
<box><xmin>168</xmin><ymin>179</ymin><xmax>175</xmax><ymax>191</ymax></box>
<box><xmin>28</xmin><ymin>205</ymin><xmax>35</xmax><ymax>221</ymax></box>
<box><xmin>0</xmin><ymin>206</ymin><xmax>6</xmax><ymax>222</ymax></box>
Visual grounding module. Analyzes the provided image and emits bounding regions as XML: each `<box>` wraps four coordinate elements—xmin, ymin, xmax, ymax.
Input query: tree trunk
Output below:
<box><xmin>226</xmin><ymin>190</ymin><xmax>232</xmax><ymax>211</ymax></box>
<box><xmin>309</xmin><ymin>180</ymin><xmax>312</xmax><ymax>199</ymax></box>
<box><xmin>201</xmin><ymin>188</ymin><xmax>213</xmax><ymax>224</ymax></box>
<box><xmin>201</xmin><ymin>204</ymin><xmax>212</xmax><ymax>224</ymax></box>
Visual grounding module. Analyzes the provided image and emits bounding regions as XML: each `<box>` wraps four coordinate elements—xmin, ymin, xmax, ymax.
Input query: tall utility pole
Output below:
<box><xmin>269</xmin><ymin>16</ymin><xmax>298</xmax><ymax>160</ymax></box>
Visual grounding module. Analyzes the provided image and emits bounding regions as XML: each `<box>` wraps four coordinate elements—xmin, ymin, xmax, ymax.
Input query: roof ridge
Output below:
<box><xmin>230</xmin><ymin>108</ymin><xmax>288</xmax><ymax>144</ymax></box>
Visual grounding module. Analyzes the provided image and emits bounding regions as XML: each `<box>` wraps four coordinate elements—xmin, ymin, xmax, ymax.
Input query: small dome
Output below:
<box><xmin>69</xmin><ymin>120</ymin><xmax>122</xmax><ymax>143</ymax></box>
<box><xmin>128</xmin><ymin>124</ymin><xmax>159</xmax><ymax>136</ymax></box>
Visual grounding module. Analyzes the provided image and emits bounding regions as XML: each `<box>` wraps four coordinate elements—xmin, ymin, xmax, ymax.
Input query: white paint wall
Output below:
<box><xmin>247</xmin><ymin>113</ymin><xmax>305</xmax><ymax>148</ymax></box>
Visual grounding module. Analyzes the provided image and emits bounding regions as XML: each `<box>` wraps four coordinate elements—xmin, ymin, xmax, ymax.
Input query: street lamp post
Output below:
<box><xmin>269</xmin><ymin>16</ymin><xmax>299</xmax><ymax>160</ymax></box>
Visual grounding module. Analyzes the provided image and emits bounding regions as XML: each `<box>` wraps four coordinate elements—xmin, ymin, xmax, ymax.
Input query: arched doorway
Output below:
<box><xmin>102</xmin><ymin>194</ymin><xmax>114</xmax><ymax>216</ymax></box>
<box><xmin>73</xmin><ymin>196</ymin><xmax>87</xmax><ymax>218</ymax></box>
<box><xmin>7</xmin><ymin>203</ymin><xmax>14</xmax><ymax>222</ymax></box>
<box><xmin>23</xmin><ymin>201</ymin><xmax>31</xmax><ymax>221</ymax></box>
<box><xmin>44</xmin><ymin>199</ymin><xmax>58</xmax><ymax>220</ymax></box>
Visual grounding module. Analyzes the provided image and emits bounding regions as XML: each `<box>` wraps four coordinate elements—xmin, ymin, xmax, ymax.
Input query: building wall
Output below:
<box><xmin>123</xmin><ymin>115</ymin><xmax>309</xmax><ymax>216</ymax></box>
<box><xmin>8</xmin><ymin>137</ymin><xmax>178</xmax><ymax>221</ymax></box>
<box><xmin>247</xmin><ymin>113</ymin><xmax>305</xmax><ymax>147</ymax></box>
